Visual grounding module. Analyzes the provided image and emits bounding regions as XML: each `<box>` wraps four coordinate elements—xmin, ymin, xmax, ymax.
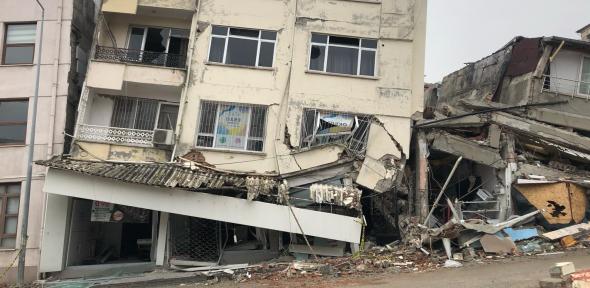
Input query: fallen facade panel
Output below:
<box><xmin>44</xmin><ymin>169</ymin><xmax>363</xmax><ymax>244</ymax></box>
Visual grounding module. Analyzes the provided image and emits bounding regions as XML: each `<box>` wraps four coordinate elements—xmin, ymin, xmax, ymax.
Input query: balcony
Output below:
<box><xmin>95</xmin><ymin>46</ymin><xmax>187</xmax><ymax>69</ymax></box>
<box><xmin>541</xmin><ymin>74</ymin><xmax>590</xmax><ymax>100</ymax></box>
<box><xmin>77</xmin><ymin>124</ymin><xmax>155</xmax><ymax>147</ymax></box>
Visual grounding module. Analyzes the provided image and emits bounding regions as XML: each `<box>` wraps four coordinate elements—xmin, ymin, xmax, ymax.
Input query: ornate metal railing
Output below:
<box><xmin>94</xmin><ymin>46</ymin><xmax>187</xmax><ymax>69</ymax></box>
<box><xmin>77</xmin><ymin>124</ymin><xmax>155</xmax><ymax>146</ymax></box>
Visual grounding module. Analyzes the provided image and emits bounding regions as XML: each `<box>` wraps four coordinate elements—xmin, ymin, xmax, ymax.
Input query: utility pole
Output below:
<box><xmin>17</xmin><ymin>0</ymin><xmax>44</xmax><ymax>286</ymax></box>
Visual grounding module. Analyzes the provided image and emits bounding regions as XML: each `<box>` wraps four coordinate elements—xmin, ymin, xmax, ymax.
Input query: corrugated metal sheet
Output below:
<box><xmin>37</xmin><ymin>156</ymin><xmax>278</xmax><ymax>193</ymax></box>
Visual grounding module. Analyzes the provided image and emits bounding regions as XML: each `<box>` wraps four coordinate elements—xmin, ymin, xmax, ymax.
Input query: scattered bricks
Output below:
<box><xmin>550</xmin><ymin>262</ymin><xmax>576</xmax><ymax>278</ymax></box>
<box><xmin>561</xmin><ymin>236</ymin><xmax>578</xmax><ymax>248</ymax></box>
<box><xmin>539</xmin><ymin>278</ymin><xmax>566</xmax><ymax>288</ymax></box>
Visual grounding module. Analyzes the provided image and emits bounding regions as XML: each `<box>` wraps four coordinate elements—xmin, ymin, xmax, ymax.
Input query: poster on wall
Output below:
<box><xmin>316</xmin><ymin>113</ymin><xmax>355</xmax><ymax>136</ymax></box>
<box><xmin>215</xmin><ymin>104</ymin><xmax>250</xmax><ymax>149</ymax></box>
<box><xmin>90</xmin><ymin>201</ymin><xmax>150</xmax><ymax>223</ymax></box>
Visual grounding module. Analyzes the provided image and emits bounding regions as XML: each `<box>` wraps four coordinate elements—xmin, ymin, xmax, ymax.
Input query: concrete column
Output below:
<box><xmin>498</xmin><ymin>133</ymin><xmax>517</xmax><ymax>220</ymax></box>
<box><xmin>415</xmin><ymin>131</ymin><xmax>430</xmax><ymax>221</ymax></box>
<box><xmin>155</xmin><ymin>212</ymin><xmax>169</xmax><ymax>266</ymax></box>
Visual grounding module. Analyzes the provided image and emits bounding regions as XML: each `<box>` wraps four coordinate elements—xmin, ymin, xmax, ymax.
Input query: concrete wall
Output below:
<box><xmin>175</xmin><ymin>0</ymin><xmax>426</xmax><ymax>179</ymax></box>
<box><xmin>0</xmin><ymin>0</ymin><xmax>94</xmax><ymax>281</ymax></box>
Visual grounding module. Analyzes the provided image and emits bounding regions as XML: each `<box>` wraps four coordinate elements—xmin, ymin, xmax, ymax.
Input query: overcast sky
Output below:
<box><xmin>425</xmin><ymin>0</ymin><xmax>590</xmax><ymax>83</ymax></box>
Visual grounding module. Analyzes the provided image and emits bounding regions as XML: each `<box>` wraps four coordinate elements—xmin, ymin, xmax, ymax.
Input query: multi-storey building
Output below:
<box><xmin>0</xmin><ymin>0</ymin><xmax>95</xmax><ymax>283</ymax></box>
<box><xmin>37</xmin><ymin>0</ymin><xmax>426</xmax><ymax>279</ymax></box>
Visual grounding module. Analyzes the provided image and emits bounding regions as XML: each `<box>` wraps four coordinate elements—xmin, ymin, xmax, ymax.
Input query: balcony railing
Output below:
<box><xmin>77</xmin><ymin>124</ymin><xmax>155</xmax><ymax>147</ymax></box>
<box><xmin>94</xmin><ymin>46</ymin><xmax>187</xmax><ymax>69</ymax></box>
<box><xmin>541</xmin><ymin>74</ymin><xmax>590</xmax><ymax>100</ymax></box>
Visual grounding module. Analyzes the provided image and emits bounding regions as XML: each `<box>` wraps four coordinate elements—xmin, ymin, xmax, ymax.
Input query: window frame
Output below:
<box><xmin>577</xmin><ymin>55</ymin><xmax>590</xmax><ymax>96</ymax></box>
<box><xmin>0</xmin><ymin>99</ymin><xmax>29</xmax><ymax>146</ymax></box>
<box><xmin>308</xmin><ymin>32</ymin><xmax>378</xmax><ymax>77</ymax></box>
<box><xmin>0</xmin><ymin>182</ymin><xmax>21</xmax><ymax>249</ymax></box>
<box><xmin>195</xmin><ymin>101</ymin><xmax>268</xmax><ymax>153</ymax></box>
<box><xmin>154</xmin><ymin>102</ymin><xmax>180</xmax><ymax>131</ymax></box>
<box><xmin>207</xmin><ymin>25</ymin><xmax>277</xmax><ymax>68</ymax></box>
<box><xmin>2</xmin><ymin>22</ymin><xmax>37</xmax><ymax>65</ymax></box>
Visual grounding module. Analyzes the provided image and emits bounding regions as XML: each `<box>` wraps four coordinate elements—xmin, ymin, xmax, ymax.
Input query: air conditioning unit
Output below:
<box><xmin>153</xmin><ymin>129</ymin><xmax>175</xmax><ymax>146</ymax></box>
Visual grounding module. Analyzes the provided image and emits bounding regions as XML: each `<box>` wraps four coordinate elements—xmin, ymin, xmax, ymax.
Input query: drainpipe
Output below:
<box><xmin>46</xmin><ymin>0</ymin><xmax>64</xmax><ymax>158</ymax></box>
<box><xmin>17</xmin><ymin>0</ymin><xmax>44</xmax><ymax>286</ymax></box>
<box><xmin>171</xmin><ymin>0</ymin><xmax>202</xmax><ymax>161</ymax></box>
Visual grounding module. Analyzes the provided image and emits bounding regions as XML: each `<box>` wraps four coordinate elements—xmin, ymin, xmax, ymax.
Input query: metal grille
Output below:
<box><xmin>196</xmin><ymin>101</ymin><xmax>267</xmax><ymax>152</ymax></box>
<box><xmin>95</xmin><ymin>45</ymin><xmax>187</xmax><ymax>69</ymax></box>
<box><xmin>77</xmin><ymin>124</ymin><xmax>155</xmax><ymax>146</ymax></box>
<box><xmin>169</xmin><ymin>214</ymin><xmax>220</xmax><ymax>263</ymax></box>
<box><xmin>541</xmin><ymin>74</ymin><xmax>590</xmax><ymax>100</ymax></box>
<box><xmin>300</xmin><ymin>108</ymin><xmax>371</xmax><ymax>154</ymax></box>
<box><xmin>111</xmin><ymin>97</ymin><xmax>159</xmax><ymax>131</ymax></box>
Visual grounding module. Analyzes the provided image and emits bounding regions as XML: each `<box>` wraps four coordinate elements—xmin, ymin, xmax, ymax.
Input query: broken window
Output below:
<box><xmin>0</xmin><ymin>183</ymin><xmax>20</xmax><ymax>249</ymax></box>
<box><xmin>125</xmin><ymin>26</ymin><xmax>189</xmax><ymax>68</ymax></box>
<box><xmin>109</xmin><ymin>96</ymin><xmax>179</xmax><ymax>131</ymax></box>
<box><xmin>3</xmin><ymin>23</ymin><xmax>36</xmax><ymax>65</ymax></box>
<box><xmin>309</xmin><ymin>33</ymin><xmax>377</xmax><ymax>76</ymax></box>
<box><xmin>0</xmin><ymin>100</ymin><xmax>28</xmax><ymax>144</ymax></box>
<box><xmin>208</xmin><ymin>26</ymin><xmax>277</xmax><ymax>68</ymax></box>
<box><xmin>196</xmin><ymin>101</ymin><xmax>267</xmax><ymax>152</ymax></box>
<box><xmin>579</xmin><ymin>56</ymin><xmax>590</xmax><ymax>95</ymax></box>
<box><xmin>300</xmin><ymin>109</ymin><xmax>371</xmax><ymax>153</ymax></box>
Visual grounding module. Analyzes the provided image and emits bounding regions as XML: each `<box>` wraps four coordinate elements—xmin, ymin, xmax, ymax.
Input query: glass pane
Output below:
<box><xmin>326</xmin><ymin>46</ymin><xmax>358</xmax><ymax>75</ymax></box>
<box><xmin>361</xmin><ymin>39</ymin><xmax>377</xmax><ymax>49</ymax></box>
<box><xmin>360</xmin><ymin>50</ymin><xmax>376</xmax><ymax>76</ymax></box>
<box><xmin>215</xmin><ymin>105</ymin><xmax>250</xmax><ymax>150</ymax></box>
<box><xmin>248</xmin><ymin>106</ymin><xmax>266</xmax><ymax>138</ymax></box>
<box><xmin>208</xmin><ymin>37</ymin><xmax>225</xmax><ymax>63</ymax></box>
<box><xmin>4</xmin><ymin>46</ymin><xmax>35</xmax><ymax>64</ymax></box>
<box><xmin>0</xmin><ymin>186</ymin><xmax>4</xmax><ymax>194</ymax></box>
<box><xmin>329</xmin><ymin>36</ymin><xmax>359</xmax><ymax>46</ymax></box>
<box><xmin>226</xmin><ymin>38</ymin><xmax>258</xmax><ymax>66</ymax></box>
<box><xmin>261</xmin><ymin>31</ymin><xmax>277</xmax><ymax>40</ymax></box>
<box><xmin>580</xmin><ymin>57</ymin><xmax>590</xmax><ymax>95</ymax></box>
<box><xmin>7</xmin><ymin>197</ymin><xmax>19</xmax><ymax>214</ymax></box>
<box><xmin>157</xmin><ymin>104</ymin><xmax>179</xmax><ymax>130</ymax></box>
<box><xmin>0</xmin><ymin>101</ymin><xmax>28</xmax><ymax>122</ymax></box>
<box><xmin>311</xmin><ymin>34</ymin><xmax>328</xmax><ymax>44</ymax></box>
<box><xmin>229</xmin><ymin>28</ymin><xmax>259</xmax><ymax>38</ymax></box>
<box><xmin>212</xmin><ymin>26</ymin><xmax>228</xmax><ymax>36</ymax></box>
<box><xmin>0</xmin><ymin>125</ymin><xmax>27</xmax><ymax>144</ymax></box>
<box><xmin>309</xmin><ymin>45</ymin><xmax>325</xmax><ymax>71</ymax></box>
<box><xmin>128</xmin><ymin>28</ymin><xmax>145</xmax><ymax>50</ymax></box>
<box><xmin>134</xmin><ymin>100</ymin><xmax>158</xmax><ymax>130</ymax></box>
<box><xmin>258</xmin><ymin>42</ymin><xmax>274</xmax><ymax>67</ymax></box>
<box><xmin>6</xmin><ymin>184</ymin><xmax>20</xmax><ymax>194</ymax></box>
<box><xmin>247</xmin><ymin>140</ymin><xmax>264</xmax><ymax>152</ymax></box>
<box><xmin>4</xmin><ymin>217</ymin><xmax>17</xmax><ymax>234</ymax></box>
<box><xmin>1</xmin><ymin>238</ymin><xmax>16</xmax><ymax>249</ymax></box>
<box><xmin>144</xmin><ymin>28</ymin><xmax>169</xmax><ymax>53</ymax></box>
<box><xmin>198</xmin><ymin>102</ymin><xmax>218</xmax><ymax>134</ymax></box>
<box><xmin>196</xmin><ymin>136</ymin><xmax>214</xmax><ymax>148</ymax></box>
<box><xmin>6</xmin><ymin>24</ymin><xmax>36</xmax><ymax>44</ymax></box>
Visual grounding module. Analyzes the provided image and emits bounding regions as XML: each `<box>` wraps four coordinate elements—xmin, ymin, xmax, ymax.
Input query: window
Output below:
<box><xmin>3</xmin><ymin>23</ymin><xmax>36</xmax><ymax>65</ymax></box>
<box><xmin>208</xmin><ymin>26</ymin><xmax>277</xmax><ymax>68</ymax></box>
<box><xmin>579</xmin><ymin>56</ymin><xmax>590</xmax><ymax>95</ymax></box>
<box><xmin>300</xmin><ymin>109</ymin><xmax>370</xmax><ymax>153</ymax></box>
<box><xmin>309</xmin><ymin>33</ymin><xmax>377</xmax><ymax>76</ymax></box>
<box><xmin>197</xmin><ymin>101</ymin><xmax>267</xmax><ymax>152</ymax></box>
<box><xmin>109</xmin><ymin>96</ymin><xmax>178</xmax><ymax>131</ymax></box>
<box><xmin>126</xmin><ymin>26</ymin><xmax>189</xmax><ymax>68</ymax></box>
<box><xmin>0</xmin><ymin>100</ymin><xmax>28</xmax><ymax>145</ymax></box>
<box><xmin>0</xmin><ymin>183</ymin><xmax>20</xmax><ymax>249</ymax></box>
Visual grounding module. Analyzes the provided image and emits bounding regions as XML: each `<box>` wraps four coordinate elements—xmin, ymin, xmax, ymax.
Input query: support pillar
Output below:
<box><xmin>415</xmin><ymin>131</ymin><xmax>430</xmax><ymax>221</ymax></box>
<box><xmin>498</xmin><ymin>133</ymin><xmax>517</xmax><ymax>220</ymax></box>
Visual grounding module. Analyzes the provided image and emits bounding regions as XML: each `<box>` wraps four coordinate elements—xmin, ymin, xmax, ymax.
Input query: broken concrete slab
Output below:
<box><xmin>289</xmin><ymin>243</ymin><xmax>345</xmax><ymax>257</ymax></box>
<box><xmin>543</xmin><ymin>223</ymin><xmax>590</xmax><ymax>241</ymax></box>
<box><xmin>550</xmin><ymin>262</ymin><xmax>576</xmax><ymax>278</ymax></box>
<box><xmin>430</xmin><ymin>132</ymin><xmax>506</xmax><ymax>169</ymax></box>
<box><xmin>480</xmin><ymin>234</ymin><xmax>517</xmax><ymax>254</ymax></box>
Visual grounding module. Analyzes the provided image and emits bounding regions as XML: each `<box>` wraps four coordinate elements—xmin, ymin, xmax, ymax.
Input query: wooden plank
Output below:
<box><xmin>543</xmin><ymin>223</ymin><xmax>590</xmax><ymax>240</ymax></box>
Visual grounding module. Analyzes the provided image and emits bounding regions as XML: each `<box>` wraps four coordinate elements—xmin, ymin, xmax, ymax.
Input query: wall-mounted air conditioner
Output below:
<box><xmin>153</xmin><ymin>129</ymin><xmax>175</xmax><ymax>146</ymax></box>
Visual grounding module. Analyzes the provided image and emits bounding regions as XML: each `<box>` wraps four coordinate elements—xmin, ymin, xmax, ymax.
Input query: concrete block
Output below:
<box><xmin>550</xmin><ymin>262</ymin><xmax>576</xmax><ymax>278</ymax></box>
<box><xmin>539</xmin><ymin>278</ymin><xmax>566</xmax><ymax>288</ymax></box>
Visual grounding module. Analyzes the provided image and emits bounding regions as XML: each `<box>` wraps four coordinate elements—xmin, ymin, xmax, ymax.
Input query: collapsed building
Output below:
<box><xmin>412</xmin><ymin>30</ymin><xmax>590</xmax><ymax>242</ymax></box>
<box><xmin>34</xmin><ymin>0</ymin><xmax>427</xmax><ymax>279</ymax></box>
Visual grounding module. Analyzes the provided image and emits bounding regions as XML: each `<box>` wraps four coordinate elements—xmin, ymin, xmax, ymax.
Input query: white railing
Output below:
<box><xmin>541</xmin><ymin>75</ymin><xmax>590</xmax><ymax>100</ymax></box>
<box><xmin>77</xmin><ymin>124</ymin><xmax>155</xmax><ymax>146</ymax></box>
